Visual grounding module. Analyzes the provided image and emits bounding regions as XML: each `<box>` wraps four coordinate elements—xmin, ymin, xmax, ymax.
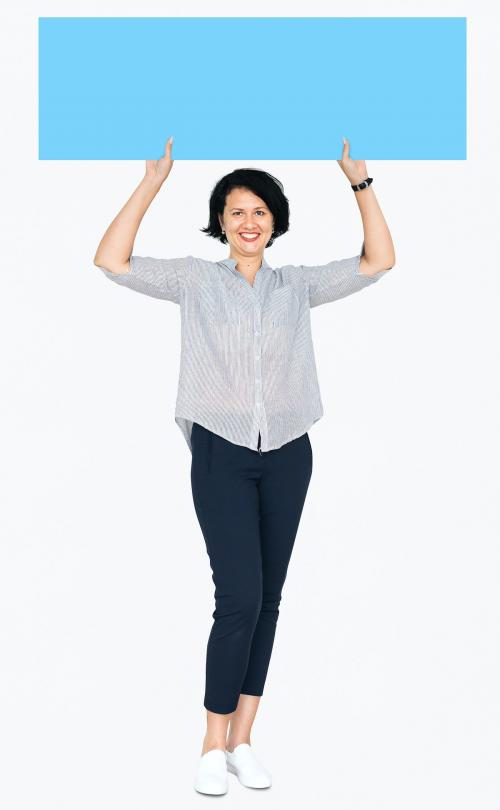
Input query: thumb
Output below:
<box><xmin>164</xmin><ymin>135</ymin><xmax>173</xmax><ymax>157</ymax></box>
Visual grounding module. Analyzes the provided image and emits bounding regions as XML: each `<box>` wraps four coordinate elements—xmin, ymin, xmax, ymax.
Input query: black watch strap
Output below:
<box><xmin>351</xmin><ymin>177</ymin><xmax>373</xmax><ymax>192</ymax></box>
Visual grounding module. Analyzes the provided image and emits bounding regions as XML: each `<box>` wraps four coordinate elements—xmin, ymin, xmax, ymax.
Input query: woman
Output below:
<box><xmin>94</xmin><ymin>135</ymin><xmax>396</xmax><ymax>795</ymax></box>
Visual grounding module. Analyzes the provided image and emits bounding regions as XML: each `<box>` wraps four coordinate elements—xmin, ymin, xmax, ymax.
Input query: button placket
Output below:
<box><xmin>217</xmin><ymin>259</ymin><xmax>270</xmax><ymax>453</ymax></box>
<box><xmin>254</xmin><ymin>298</ymin><xmax>263</xmax><ymax>449</ymax></box>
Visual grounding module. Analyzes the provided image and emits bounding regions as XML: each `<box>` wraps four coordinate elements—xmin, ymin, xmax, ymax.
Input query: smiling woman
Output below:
<box><xmin>199</xmin><ymin>167</ymin><xmax>290</xmax><ymax>286</ymax></box>
<box><xmin>93</xmin><ymin>137</ymin><xmax>395</xmax><ymax>795</ymax></box>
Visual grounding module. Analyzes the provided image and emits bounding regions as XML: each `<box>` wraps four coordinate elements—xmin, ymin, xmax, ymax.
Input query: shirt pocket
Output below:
<box><xmin>197</xmin><ymin>292</ymin><xmax>247</xmax><ymax>360</ymax></box>
<box><xmin>198</xmin><ymin>290</ymin><xmax>241</xmax><ymax>325</ymax></box>
<box><xmin>266</xmin><ymin>285</ymin><xmax>300</xmax><ymax>327</ymax></box>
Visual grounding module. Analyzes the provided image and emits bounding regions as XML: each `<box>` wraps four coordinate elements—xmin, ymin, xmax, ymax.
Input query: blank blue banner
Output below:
<box><xmin>39</xmin><ymin>17</ymin><xmax>466</xmax><ymax>160</ymax></box>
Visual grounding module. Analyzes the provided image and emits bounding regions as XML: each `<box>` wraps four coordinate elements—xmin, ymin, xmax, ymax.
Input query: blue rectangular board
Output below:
<box><xmin>39</xmin><ymin>17</ymin><xmax>466</xmax><ymax>160</ymax></box>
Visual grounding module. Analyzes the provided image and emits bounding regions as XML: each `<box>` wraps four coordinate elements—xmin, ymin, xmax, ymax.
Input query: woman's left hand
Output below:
<box><xmin>337</xmin><ymin>137</ymin><xmax>368</xmax><ymax>185</ymax></box>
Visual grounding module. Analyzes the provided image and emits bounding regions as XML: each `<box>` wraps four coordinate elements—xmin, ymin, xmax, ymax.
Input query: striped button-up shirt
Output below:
<box><xmin>98</xmin><ymin>252</ymin><xmax>390</xmax><ymax>453</ymax></box>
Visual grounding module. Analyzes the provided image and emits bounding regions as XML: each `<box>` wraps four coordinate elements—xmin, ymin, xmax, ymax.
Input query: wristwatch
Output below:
<box><xmin>351</xmin><ymin>177</ymin><xmax>373</xmax><ymax>192</ymax></box>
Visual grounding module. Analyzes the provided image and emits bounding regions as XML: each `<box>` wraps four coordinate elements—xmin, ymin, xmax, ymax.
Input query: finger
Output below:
<box><xmin>342</xmin><ymin>135</ymin><xmax>349</xmax><ymax>158</ymax></box>
<box><xmin>165</xmin><ymin>135</ymin><xmax>173</xmax><ymax>156</ymax></box>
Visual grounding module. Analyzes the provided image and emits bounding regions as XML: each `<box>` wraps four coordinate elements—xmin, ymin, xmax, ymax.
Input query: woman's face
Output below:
<box><xmin>218</xmin><ymin>187</ymin><xmax>274</xmax><ymax>258</ymax></box>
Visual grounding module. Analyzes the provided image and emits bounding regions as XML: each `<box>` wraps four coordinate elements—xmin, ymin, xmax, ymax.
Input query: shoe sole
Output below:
<box><xmin>194</xmin><ymin>784</ymin><xmax>228</xmax><ymax>795</ymax></box>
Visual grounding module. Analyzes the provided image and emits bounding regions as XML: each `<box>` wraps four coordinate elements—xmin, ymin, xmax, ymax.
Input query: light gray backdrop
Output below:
<box><xmin>1</xmin><ymin>3</ymin><xmax>498</xmax><ymax>809</ymax></box>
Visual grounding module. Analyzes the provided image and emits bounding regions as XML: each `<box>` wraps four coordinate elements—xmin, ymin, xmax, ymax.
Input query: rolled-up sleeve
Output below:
<box><xmin>97</xmin><ymin>255</ymin><xmax>193</xmax><ymax>304</ymax></box>
<box><xmin>301</xmin><ymin>253</ymin><xmax>391</xmax><ymax>308</ymax></box>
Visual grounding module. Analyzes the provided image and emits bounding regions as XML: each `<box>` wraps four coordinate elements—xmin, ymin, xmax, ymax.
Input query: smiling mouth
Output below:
<box><xmin>239</xmin><ymin>233</ymin><xmax>260</xmax><ymax>242</ymax></box>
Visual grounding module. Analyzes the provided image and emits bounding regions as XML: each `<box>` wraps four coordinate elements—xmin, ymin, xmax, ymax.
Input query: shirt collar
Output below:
<box><xmin>218</xmin><ymin>255</ymin><xmax>272</xmax><ymax>272</ymax></box>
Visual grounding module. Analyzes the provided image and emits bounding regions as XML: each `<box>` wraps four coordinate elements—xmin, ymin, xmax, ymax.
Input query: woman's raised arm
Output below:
<box><xmin>93</xmin><ymin>136</ymin><xmax>174</xmax><ymax>275</ymax></box>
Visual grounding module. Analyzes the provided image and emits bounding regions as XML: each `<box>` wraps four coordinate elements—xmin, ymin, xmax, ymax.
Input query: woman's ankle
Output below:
<box><xmin>202</xmin><ymin>734</ymin><xmax>227</xmax><ymax>755</ymax></box>
<box><xmin>226</xmin><ymin>734</ymin><xmax>251</xmax><ymax>753</ymax></box>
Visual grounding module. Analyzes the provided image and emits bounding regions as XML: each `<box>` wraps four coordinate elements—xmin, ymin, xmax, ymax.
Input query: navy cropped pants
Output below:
<box><xmin>190</xmin><ymin>422</ymin><xmax>313</xmax><ymax>714</ymax></box>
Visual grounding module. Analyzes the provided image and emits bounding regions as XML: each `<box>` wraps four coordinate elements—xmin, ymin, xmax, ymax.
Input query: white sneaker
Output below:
<box><xmin>194</xmin><ymin>748</ymin><xmax>228</xmax><ymax>795</ymax></box>
<box><xmin>225</xmin><ymin>743</ymin><xmax>272</xmax><ymax>788</ymax></box>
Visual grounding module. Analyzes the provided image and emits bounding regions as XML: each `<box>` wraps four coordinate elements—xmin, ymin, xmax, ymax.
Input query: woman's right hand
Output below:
<box><xmin>145</xmin><ymin>136</ymin><xmax>174</xmax><ymax>186</ymax></box>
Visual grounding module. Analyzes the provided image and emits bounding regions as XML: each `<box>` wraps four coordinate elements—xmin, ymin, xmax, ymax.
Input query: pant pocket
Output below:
<box><xmin>207</xmin><ymin>430</ymin><xmax>213</xmax><ymax>474</ymax></box>
<box><xmin>191</xmin><ymin>423</ymin><xmax>212</xmax><ymax>476</ymax></box>
<box><xmin>305</xmin><ymin>432</ymin><xmax>313</xmax><ymax>467</ymax></box>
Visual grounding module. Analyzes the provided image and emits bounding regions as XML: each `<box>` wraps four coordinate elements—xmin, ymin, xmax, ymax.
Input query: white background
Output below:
<box><xmin>1</xmin><ymin>3</ymin><xmax>499</xmax><ymax>808</ymax></box>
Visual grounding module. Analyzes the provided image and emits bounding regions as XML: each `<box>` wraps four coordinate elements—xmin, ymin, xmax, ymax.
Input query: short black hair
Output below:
<box><xmin>199</xmin><ymin>168</ymin><xmax>290</xmax><ymax>248</ymax></box>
